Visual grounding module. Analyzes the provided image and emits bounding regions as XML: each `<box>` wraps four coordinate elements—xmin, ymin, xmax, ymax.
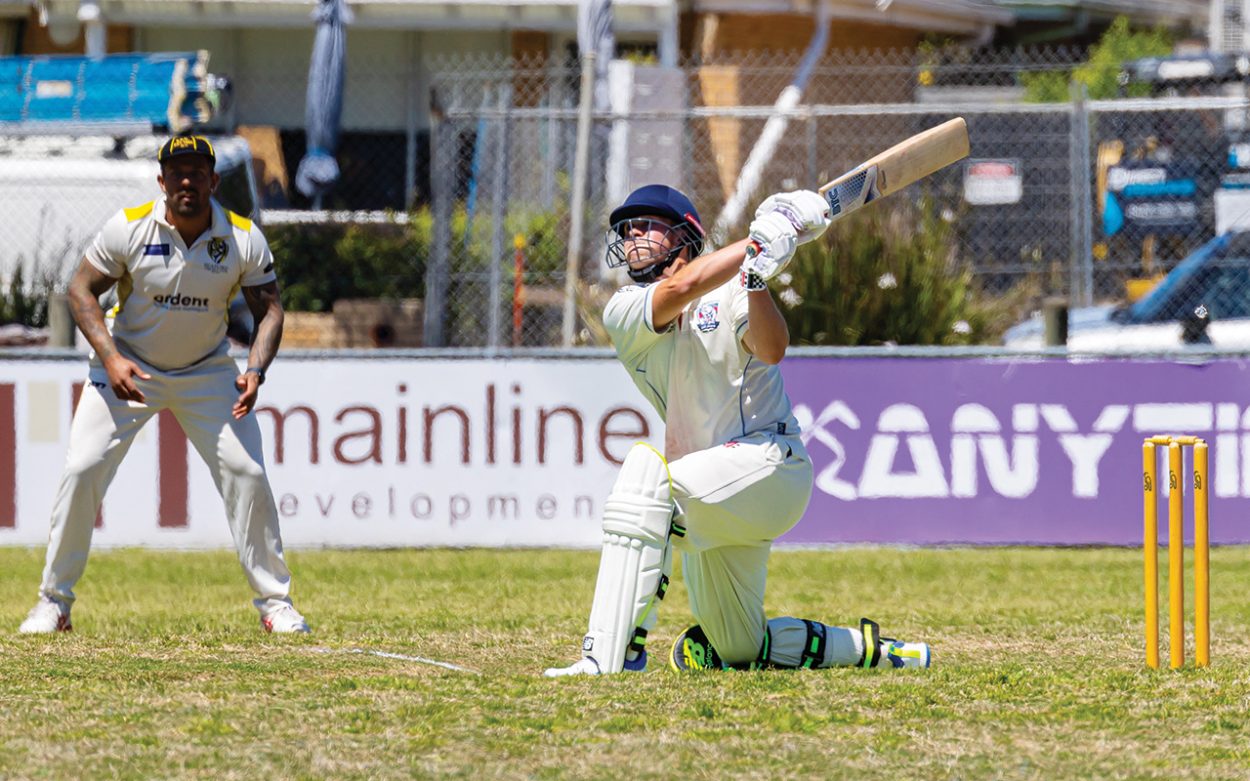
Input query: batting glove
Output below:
<box><xmin>755</xmin><ymin>190</ymin><xmax>832</xmax><ymax>245</ymax></box>
<box><xmin>743</xmin><ymin>211</ymin><xmax>798</xmax><ymax>282</ymax></box>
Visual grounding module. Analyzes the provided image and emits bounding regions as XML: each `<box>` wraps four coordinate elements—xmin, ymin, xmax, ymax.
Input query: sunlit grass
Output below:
<box><xmin>2</xmin><ymin>546</ymin><xmax>1248</xmax><ymax>780</ymax></box>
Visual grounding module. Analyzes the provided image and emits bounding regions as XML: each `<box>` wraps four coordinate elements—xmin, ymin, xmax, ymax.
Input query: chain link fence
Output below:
<box><xmin>3</xmin><ymin>46</ymin><xmax>1248</xmax><ymax>348</ymax></box>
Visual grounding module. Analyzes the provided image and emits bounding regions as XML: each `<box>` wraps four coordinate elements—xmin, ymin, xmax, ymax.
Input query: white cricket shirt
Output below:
<box><xmin>604</xmin><ymin>276</ymin><xmax>800</xmax><ymax>460</ymax></box>
<box><xmin>84</xmin><ymin>198</ymin><xmax>276</xmax><ymax>371</ymax></box>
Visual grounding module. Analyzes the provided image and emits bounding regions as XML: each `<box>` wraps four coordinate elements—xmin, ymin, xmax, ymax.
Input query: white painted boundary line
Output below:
<box><xmin>308</xmin><ymin>646</ymin><xmax>478</xmax><ymax>674</ymax></box>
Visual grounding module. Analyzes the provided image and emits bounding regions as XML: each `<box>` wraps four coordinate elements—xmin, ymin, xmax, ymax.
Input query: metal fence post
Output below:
<box><xmin>809</xmin><ymin>107</ymin><xmax>818</xmax><ymax>187</ymax></box>
<box><xmin>404</xmin><ymin>32</ymin><xmax>419</xmax><ymax>209</ymax></box>
<box><xmin>1077</xmin><ymin>93</ymin><xmax>1095</xmax><ymax>308</ymax></box>
<box><xmin>1043</xmin><ymin>296</ymin><xmax>1069</xmax><ymax>346</ymax></box>
<box><xmin>47</xmin><ymin>294</ymin><xmax>75</xmax><ymax>348</ymax></box>
<box><xmin>424</xmin><ymin>116</ymin><xmax>452</xmax><ymax>347</ymax></box>
<box><xmin>487</xmin><ymin>82</ymin><xmax>512</xmax><ymax>351</ymax></box>
<box><xmin>562</xmin><ymin>52</ymin><xmax>596</xmax><ymax>347</ymax></box>
<box><xmin>543</xmin><ymin>60</ymin><xmax>560</xmax><ymax>211</ymax></box>
<box><xmin>1068</xmin><ymin>80</ymin><xmax>1094</xmax><ymax>307</ymax></box>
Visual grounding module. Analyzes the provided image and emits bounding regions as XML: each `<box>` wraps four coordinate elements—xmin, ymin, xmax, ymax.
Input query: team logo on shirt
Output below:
<box><xmin>694</xmin><ymin>302</ymin><xmax>720</xmax><ymax>333</ymax></box>
<box><xmin>207</xmin><ymin>237</ymin><xmax>229</xmax><ymax>264</ymax></box>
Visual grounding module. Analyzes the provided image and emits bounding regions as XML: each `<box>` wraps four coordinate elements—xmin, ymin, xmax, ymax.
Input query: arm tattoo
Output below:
<box><xmin>243</xmin><ymin>282</ymin><xmax>285</xmax><ymax>370</ymax></box>
<box><xmin>68</xmin><ymin>262</ymin><xmax>119</xmax><ymax>359</ymax></box>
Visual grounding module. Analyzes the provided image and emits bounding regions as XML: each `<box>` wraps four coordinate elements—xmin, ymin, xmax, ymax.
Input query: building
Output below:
<box><xmin>0</xmin><ymin>1</ymin><xmax>1013</xmax><ymax>209</ymax></box>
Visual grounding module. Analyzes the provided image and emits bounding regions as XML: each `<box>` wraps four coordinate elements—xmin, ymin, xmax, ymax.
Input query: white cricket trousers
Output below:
<box><xmin>670</xmin><ymin>428</ymin><xmax>814</xmax><ymax>664</ymax></box>
<box><xmin>667</xmin><ymin>433</ymin><xmax>871</xmax><ymax>669</ymax></box>
<box><xmin>38</xmin><ymin>351</ymin><xmax>293</xmax><ymax>614</ymax></box>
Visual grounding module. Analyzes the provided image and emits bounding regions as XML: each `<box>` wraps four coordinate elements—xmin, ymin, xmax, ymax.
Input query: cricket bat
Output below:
<box><xmin>820</xmin><ymin>117</ymin><xmax>970</xmax><ymax>219</ymax></box>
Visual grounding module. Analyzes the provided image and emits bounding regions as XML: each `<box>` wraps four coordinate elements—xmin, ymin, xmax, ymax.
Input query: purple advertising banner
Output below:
<box><xmin>779</xmin><ymin>357</ymin><xmax>1250</xmax><ymax>545</ymax></box>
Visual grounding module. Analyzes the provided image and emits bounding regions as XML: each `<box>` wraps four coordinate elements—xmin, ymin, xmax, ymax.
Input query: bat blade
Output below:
<box><xmin>818</xmin><ymin>117</ymin><xmax>970</xmax><ymax>219</ymax></box>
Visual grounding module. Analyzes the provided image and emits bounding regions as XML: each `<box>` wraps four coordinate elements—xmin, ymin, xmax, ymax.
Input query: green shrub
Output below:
<box><xmin>267</xmin><ymin>208</ymin><xmax>568</xmax><ymax>314</ymax></box>
<box><xmin>1022</xmin><ymin>16</ymin><xmax>1173</xmax><ymax>102</ymax></box>
<box><xmin>774</xmin><ymin>200</ymin><xmax>1024</xmax><ymax>346</ymax></box>
<box><xmin>266</xmin><ymin>218</ymin><xmax>426</xmax><ymax>312</ymax></box>
<box><xmin>0</xmin><ymin>249</ymin><xmax>72</xmax><ymax>329</ymax></box>
<box><xmin>0</xmin><ymin>266</ymin><xmax>48</xmax><ymax>327</ymax></box>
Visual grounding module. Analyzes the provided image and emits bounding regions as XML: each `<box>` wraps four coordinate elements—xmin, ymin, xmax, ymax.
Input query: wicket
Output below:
<box><xmin>1142</xmin><ymin>435</ymin><xmax>1209</xmax><ymax>669</ymax></box>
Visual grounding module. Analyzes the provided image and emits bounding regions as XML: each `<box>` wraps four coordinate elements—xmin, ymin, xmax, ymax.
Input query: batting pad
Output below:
<box><xmin>583</xmin><ymin>443</ymin><xmax>676</xmax><ymax>673</ymax></box>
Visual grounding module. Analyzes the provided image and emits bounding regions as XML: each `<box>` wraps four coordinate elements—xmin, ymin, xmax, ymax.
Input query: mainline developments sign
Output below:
<box><xmin>1</xmin><ymin>354</ymin><xmax>1248</xmax><ymax>547</ymax></box>
<box><xmin>0</xmin><ymin>358</ymin><xmax>663</xmax><ymax>548</ymax></box>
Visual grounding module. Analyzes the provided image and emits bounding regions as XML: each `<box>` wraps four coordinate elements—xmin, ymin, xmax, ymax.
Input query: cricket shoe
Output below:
<box><xmin>543</xmin><ymin>652</ymin><xmax>647</xmax><ymax>677</ymax></box>
<box><xmin>670</xmin><ymin>625</ymin><xmax>728</xmax><ymax>671</ymax></box>
<box><xmin>860</xmin><ymin>618</ymin><xmax>931</xmax><ymax>669</ymax></box>
<box><xmin>261</xmin><ymin>604</ymin><xmax>310</xmax><ymax>634</ymax></box>
<box><xmin>884</xmin><ymin>639</ymin><xmax>931</xmax><ymax>669</ymax></box>
<box><xmin>18</xmin><ymin>595</ymin><xmax>72</xmax><ymax>634</ymax></box>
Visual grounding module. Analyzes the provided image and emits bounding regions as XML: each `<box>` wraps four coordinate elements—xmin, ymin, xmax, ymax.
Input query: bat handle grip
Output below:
<box><xmin>744</xmin><ymin>240</ymin><xmax>761</xmax><ymax>259</ymax></box>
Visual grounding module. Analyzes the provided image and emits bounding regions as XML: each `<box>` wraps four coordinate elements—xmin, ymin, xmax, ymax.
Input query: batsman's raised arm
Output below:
<box><xmin>649</xmin><ymin>237</ymin><xmax>751</xmax><ymax>329</ymax></box>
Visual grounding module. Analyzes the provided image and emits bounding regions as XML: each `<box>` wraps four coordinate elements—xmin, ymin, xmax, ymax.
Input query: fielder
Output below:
<box><xmin>18</xmin><ymin>135</ymin><xmax>308</xmax><ymax>635</ymax></box>
<box><xmin>545</xmin><ymin>184</ymin><xmax>930</xmax><ymax>675</ymax></box>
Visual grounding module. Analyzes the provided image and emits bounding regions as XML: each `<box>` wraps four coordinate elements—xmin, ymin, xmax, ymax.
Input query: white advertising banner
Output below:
<box><xmin>0</xmin><ymin>357</ymin><xmax>663</xmax><ymax>549</ymax></box>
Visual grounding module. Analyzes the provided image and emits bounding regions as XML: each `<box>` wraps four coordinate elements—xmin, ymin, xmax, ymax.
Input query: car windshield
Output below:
<box><xmin>1128</xmin><ymin>233</ymin><xmax>1250</xmax><ymax>323</ymax></box>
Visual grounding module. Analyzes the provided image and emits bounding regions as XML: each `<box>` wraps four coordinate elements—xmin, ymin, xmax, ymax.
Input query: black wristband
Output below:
<box><xmin>245</xmin><ymin>366</ymin><xmax>266</xmax><ymax>385</ymax></box>
<box><xmin>739</xmin><ymin>267</ymin><xmax>767</xmax><ymax>292</ymax></box>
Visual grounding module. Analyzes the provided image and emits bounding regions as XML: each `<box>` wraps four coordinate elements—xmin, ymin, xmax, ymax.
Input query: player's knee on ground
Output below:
<box><xmin>708</xmin><ymin>626</ymin><xmax>766</xmax><ymax>666</ymax></box>
<box><xmin>583</xmin><ymin>443</ymin><xmax>681</xmax><ymax>672</ymax></box>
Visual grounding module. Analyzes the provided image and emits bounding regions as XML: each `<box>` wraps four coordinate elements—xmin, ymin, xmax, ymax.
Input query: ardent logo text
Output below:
<box><xmin>153</xmin><ymin>293</ymin><xmax>210</xmax><ymax>309</ymax></box>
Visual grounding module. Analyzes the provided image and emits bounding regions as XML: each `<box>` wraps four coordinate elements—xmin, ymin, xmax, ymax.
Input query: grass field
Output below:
<box><xmin>3</xmin><ymin>545</ymin><xmax>1250</xmax><ymax>780</ymax></box>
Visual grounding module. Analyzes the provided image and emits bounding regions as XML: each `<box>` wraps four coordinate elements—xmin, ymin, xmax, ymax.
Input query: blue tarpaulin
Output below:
<box><xmin>0</xmin><ymin>51</ymin><xmax>216</xmax><ymax>132</ymax></box>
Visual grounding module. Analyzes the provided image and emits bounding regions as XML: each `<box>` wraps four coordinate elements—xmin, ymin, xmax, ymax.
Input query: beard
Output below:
<box><xmin>168</xmin><ymin>190</ymin><xmax>209</xmax><ymax>218</ymax></box>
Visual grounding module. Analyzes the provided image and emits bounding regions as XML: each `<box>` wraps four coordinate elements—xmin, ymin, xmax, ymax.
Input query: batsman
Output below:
<box><xmin>545</xmin><ymin>184</ymin><xmax>931</xmax><ymax>676</ymax></box>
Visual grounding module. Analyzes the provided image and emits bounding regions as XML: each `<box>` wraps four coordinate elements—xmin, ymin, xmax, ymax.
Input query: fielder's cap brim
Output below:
<box><xmin>157</xmin><ymin>135</ymin><xmax>216</xmax><ymax>164</ymax></box>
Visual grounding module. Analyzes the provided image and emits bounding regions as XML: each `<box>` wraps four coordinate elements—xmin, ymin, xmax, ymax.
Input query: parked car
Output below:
<box><xmin>1003</xmin><ymin>232</ymin><xmax>1250</xmax><ymax>350</ymax></box>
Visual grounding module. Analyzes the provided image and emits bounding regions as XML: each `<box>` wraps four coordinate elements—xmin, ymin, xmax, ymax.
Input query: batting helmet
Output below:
<box><xmin>606</xmin><ymin>185</ymin><xmax>706</xmax><ymax>283</ymax></box>
<box><xmin>609</xmin><ymin>185</ymin><xmax>705</xmax><ymax>256</ymax></box>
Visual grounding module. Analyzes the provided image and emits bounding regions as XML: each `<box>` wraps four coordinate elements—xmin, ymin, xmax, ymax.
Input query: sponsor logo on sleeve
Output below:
<box><xmin>143</xmin><ymin>243</ymin><xmax>170</xmax><ymax>256</ymax></box>
<box><xmin>262</xmin><ymin>263</ymin><xmax>274</xmax><ymax>274</ymax></box>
